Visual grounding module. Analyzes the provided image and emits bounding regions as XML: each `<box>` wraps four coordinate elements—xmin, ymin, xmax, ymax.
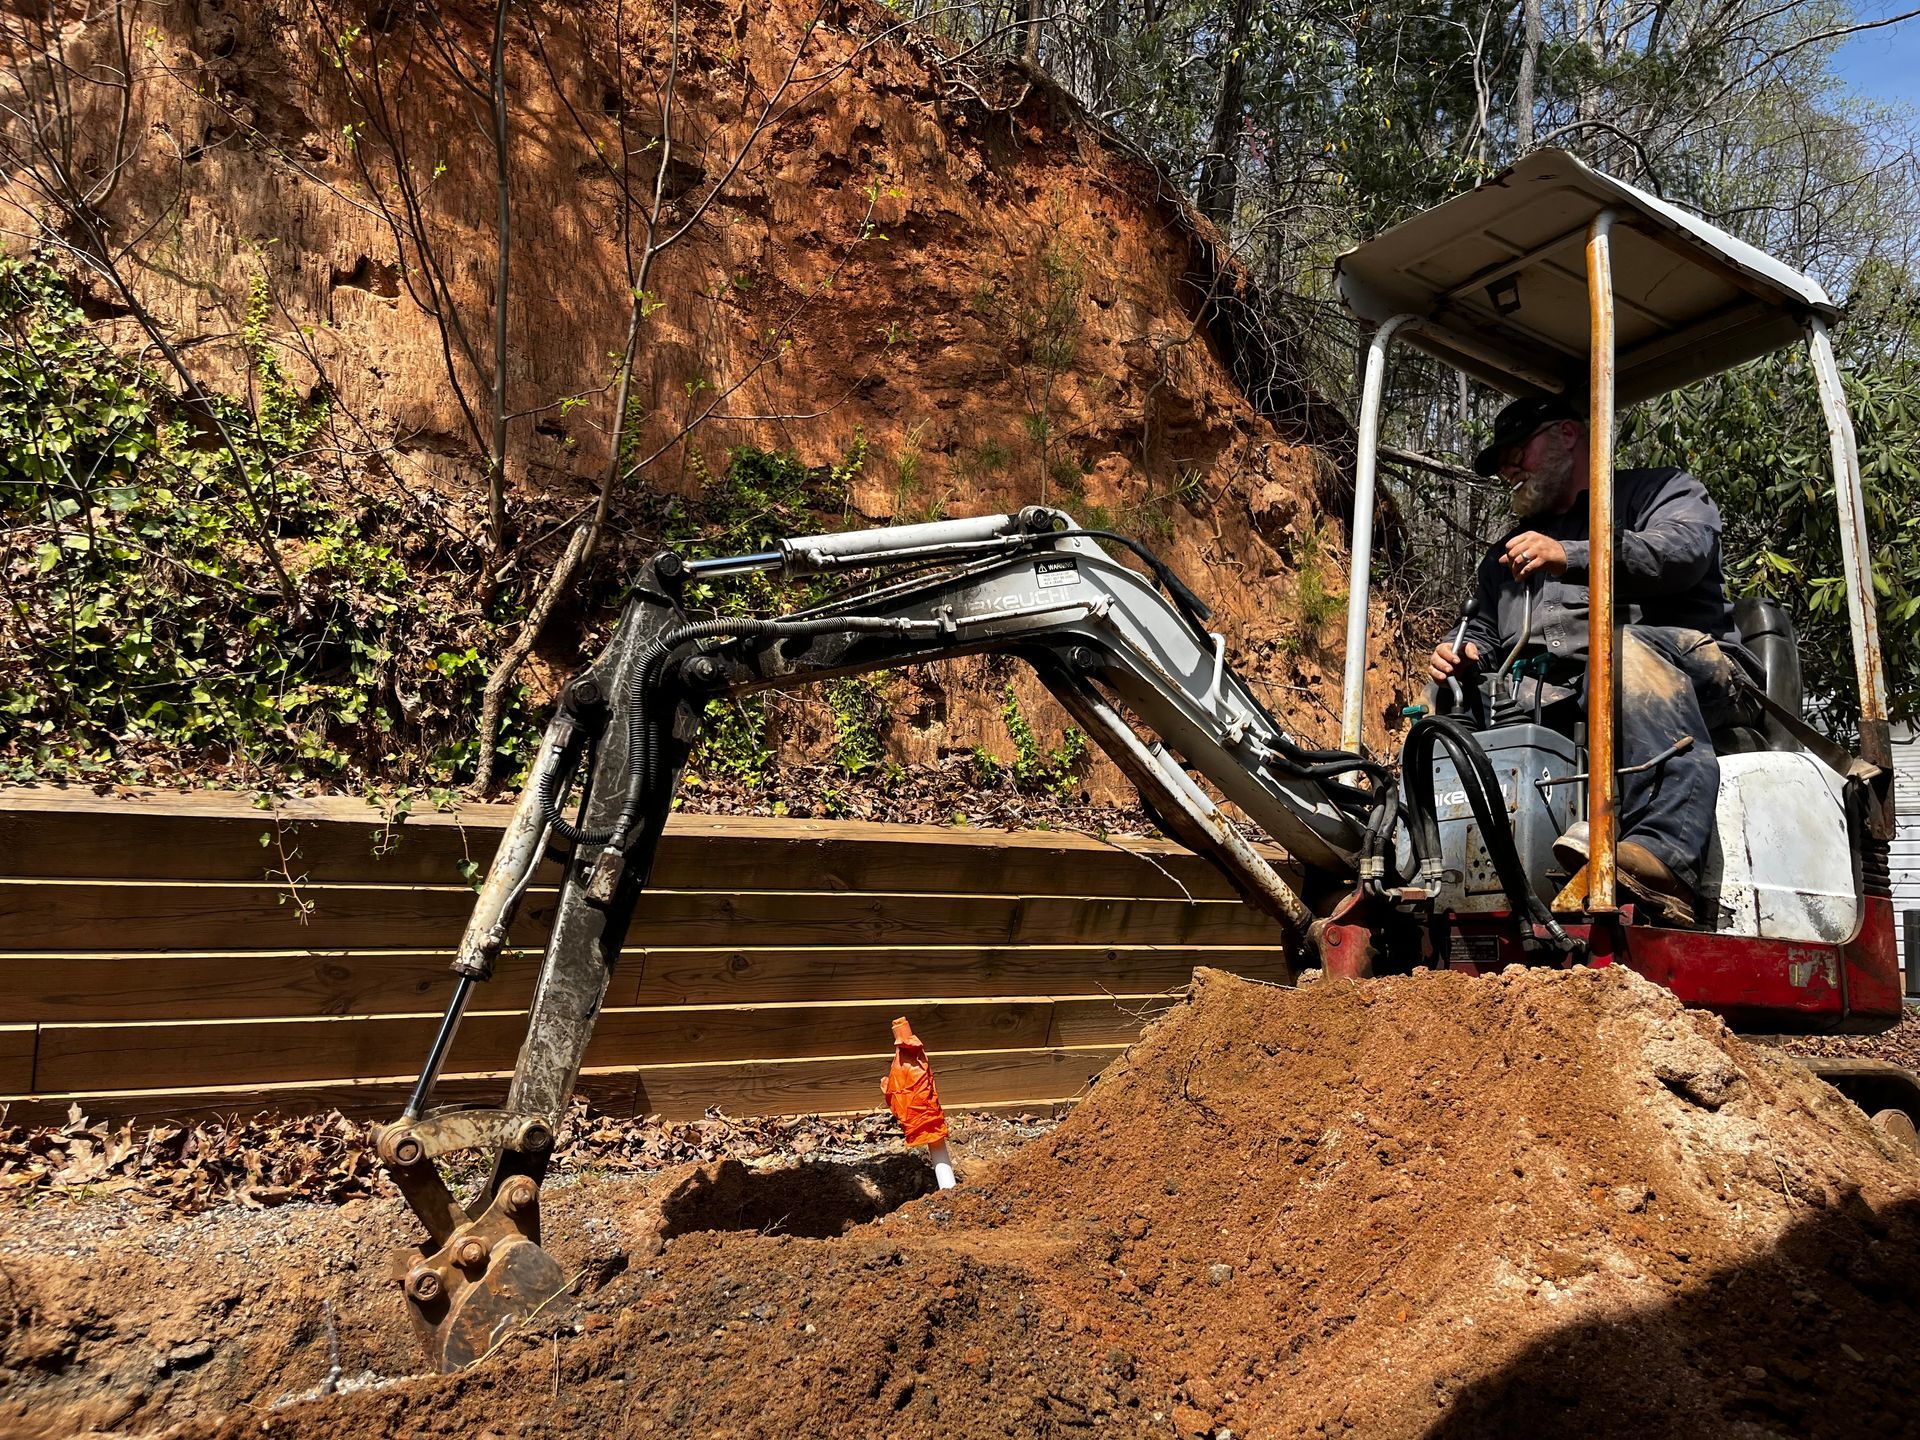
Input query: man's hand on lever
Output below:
<box><xmin>1500</xmin><ymin>532</ymin><xmax>1568</xmax><ymax>581</ymax></box>
<box><xmin>1429</xmin><ymin>639</ymin><xmax>1480</xmax><ymax>686</ymax></box>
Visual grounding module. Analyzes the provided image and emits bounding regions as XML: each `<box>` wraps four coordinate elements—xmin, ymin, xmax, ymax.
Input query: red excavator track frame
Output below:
<box><xmin>1320</xmin><ymin>895</ymin><xmax>1903</xmax><ymax>1032</ymax></box>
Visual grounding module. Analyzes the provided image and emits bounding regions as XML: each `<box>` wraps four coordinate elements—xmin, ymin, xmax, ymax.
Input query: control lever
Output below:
<box><xmin>1421</xmin><ymin>596</ymin><xmax>1479</xmax><ymax>715</ymax></box>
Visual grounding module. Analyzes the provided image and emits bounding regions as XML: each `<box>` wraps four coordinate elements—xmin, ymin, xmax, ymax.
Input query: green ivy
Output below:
<box><xmin>671</xmin><ymin>441</ymin><xmax>887</xmax><ymax>784</ymax></box>
<box><xmin>825</xmin><ymin>673</ymin><xmax>888</xmax><ymax>776</ymax></box>
<box><xmin>0</xmin><ymin>254</ymin><xmax>532</xmax><ymax>784</ymax></box>
<box><xmin>1000</xmin><ymin>682</ymin><xmax>1089</xmax><ymax>797</ymax></box>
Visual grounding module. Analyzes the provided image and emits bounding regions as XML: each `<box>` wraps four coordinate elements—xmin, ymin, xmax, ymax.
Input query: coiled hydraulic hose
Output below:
<box><xmin>534</xmin><ymin>734</ymin><xmax>602</xmax><ymax>845</ymax></box>
<box><xmin>1400</xmin><ymin>714</ymin><xmax>1575</xmax><ymax>954</ymax></box>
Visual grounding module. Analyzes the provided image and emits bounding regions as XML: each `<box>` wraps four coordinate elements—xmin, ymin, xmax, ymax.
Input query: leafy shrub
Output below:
<box><xmin>0</xmin><ymin>255</ymin><xmax>536</xmax><ymax>784</ymax></box>
<box><xmin>1000</xmin><ymin>683</ymin><xmax>1089</xmax><ymax>796</ymax></box>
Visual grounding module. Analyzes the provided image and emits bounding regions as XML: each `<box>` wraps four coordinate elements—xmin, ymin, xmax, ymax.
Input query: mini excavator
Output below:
<box><xmin>373</xmin><ymin>151</ymin><xmax>1920</xmax><ymax>1369</ymax></box>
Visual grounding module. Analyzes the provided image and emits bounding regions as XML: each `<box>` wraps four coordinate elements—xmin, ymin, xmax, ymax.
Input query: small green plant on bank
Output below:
<box><xmin>696</xmin><ymin>695</ymin><xmax>775</xmax><ymax>785</ymax></box>
<box><xmin>957</xmin><ymin>438</ymin><xmax>1009</xmax><ymax>482</ymax></box>
<box><xmin>825</xmin><ymin>673</ymin><xmax>888</xmax><ymax>776</ymax></box>
<box><xmin>976</xmin><ymin>234</ymin><xmax>1085</xmax><ymax>504</ymax></box>
<box><xmin>1000</xmin><ymin>683</ymin><xmax>1089</xmax><ymax>797</ymax></box>
<box><xmin>1292</xmin><ymin>517</ymin><xmax>1344</xmax><ymax>635</ymax></box>
<box><xmin>672</xmin><ymin>440</ymin><xmax>895</xmax><ymax>786</ymax></box>
<box><xmin>889</xmin><ymin>422</ymin><xmax>950</xmax><ymax>524</ymax></box>
<box><xmin>1132</xmin><ymin>467</ymin><xmax>1204</xmax><ymax>541</ymax></box>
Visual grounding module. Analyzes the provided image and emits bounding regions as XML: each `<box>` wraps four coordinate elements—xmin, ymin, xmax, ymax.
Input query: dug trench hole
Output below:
<box><xmin>646</xmin><ymin>1152</ymin><xmax>938</xmax><ymax>1243</ymax></box>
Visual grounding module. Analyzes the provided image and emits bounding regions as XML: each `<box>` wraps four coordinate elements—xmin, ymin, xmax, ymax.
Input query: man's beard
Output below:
<box><xmin>1509</xmin><ymin>444</ymin><xmax>1576</xmax><ymax>518</ymax></box>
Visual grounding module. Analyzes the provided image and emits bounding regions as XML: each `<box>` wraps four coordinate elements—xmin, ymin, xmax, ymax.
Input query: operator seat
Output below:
<box><xmin>1716</xmin><ymin>596</ymin><xmax>1802</xmax><ymax>753</ymax></box>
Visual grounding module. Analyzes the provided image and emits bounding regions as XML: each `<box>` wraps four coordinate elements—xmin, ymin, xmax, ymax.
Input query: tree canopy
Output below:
<box><xmin>907</xmin><ymin>0</ymin><xmax>1920</xmax><ymax>728</ymax></box>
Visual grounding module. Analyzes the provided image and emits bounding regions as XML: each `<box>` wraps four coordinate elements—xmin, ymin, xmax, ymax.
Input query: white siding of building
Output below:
<box><xmin>1889</xmin><ymin>725</ymin><xmax>1920</xmax><ymax>996</ymax></box>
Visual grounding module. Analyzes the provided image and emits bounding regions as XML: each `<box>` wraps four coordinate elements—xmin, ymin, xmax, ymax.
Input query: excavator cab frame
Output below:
<box><xmin>1330</xmin><ymin>147</ymin><xmax>1902</xmax><ymax>1023</ymax></box>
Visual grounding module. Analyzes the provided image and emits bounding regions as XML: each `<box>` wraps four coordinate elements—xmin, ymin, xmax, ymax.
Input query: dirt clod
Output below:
<box><xmin>4</xmin><ymin>966</ymin><xmax>1918</xmax><ymax>1438</ymax></box>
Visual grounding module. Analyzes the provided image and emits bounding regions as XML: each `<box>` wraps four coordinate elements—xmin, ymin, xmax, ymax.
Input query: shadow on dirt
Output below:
<box><xmin>1421</xmin><ymin>1194</ymin><xmax>1920</xmax><ymax>1439</ymax></box>
<box><xmin>656</xmin><ymin>1152</ymin><xmax>937</xmax><ymax>1240</ymax></box>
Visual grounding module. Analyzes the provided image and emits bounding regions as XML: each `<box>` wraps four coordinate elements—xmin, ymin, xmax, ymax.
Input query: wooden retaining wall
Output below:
<box><xmin>0</xmin><ymin>789</ymin><xmax>1293</xmax><ymax>1125</ymax></box>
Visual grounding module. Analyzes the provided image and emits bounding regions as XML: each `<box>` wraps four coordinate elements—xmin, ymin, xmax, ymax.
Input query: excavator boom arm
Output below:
<box><xmin>377</xmin><ymin>507</ymin><xmax>1387</xmax><ymax>1369</ymax></box>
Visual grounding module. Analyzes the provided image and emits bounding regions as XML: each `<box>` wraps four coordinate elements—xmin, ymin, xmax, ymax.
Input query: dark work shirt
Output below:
<box><xmin>1457</xmin><ymin>467</ymin><xmax>1757</xmax><ymax>678</ymax></box>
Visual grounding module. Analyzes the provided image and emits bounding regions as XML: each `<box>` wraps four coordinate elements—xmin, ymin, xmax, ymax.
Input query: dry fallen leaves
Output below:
<box><xmin>0</xmin><ymin>1099</ymin><xmax>1022</xmax><ymax>1213</ymax></box>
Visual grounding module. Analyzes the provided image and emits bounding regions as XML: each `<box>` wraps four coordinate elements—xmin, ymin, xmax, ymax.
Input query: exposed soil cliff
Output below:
<box><xmin>1</xmin><ymin>0</ymin><xmax>1409</xmax><ymax>801</ymax></box>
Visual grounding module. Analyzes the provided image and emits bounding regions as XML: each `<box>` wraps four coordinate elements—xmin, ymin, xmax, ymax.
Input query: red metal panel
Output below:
<box><xmin>1426</xmin><ymin>896</ymin><xmax>1901</xmax><ymax>1028</ymax></box>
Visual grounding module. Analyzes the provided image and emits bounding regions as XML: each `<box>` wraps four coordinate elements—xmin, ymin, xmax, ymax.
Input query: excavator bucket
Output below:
<box><xmin>379</xmin><ymin>1119</ymin><xmax>578</xmax><ymax>1372</ymax></box>
<box><xmin>400</xmin><ymin>1228</ymin><xmax>571</xmax><ymax>1373</ymax></box>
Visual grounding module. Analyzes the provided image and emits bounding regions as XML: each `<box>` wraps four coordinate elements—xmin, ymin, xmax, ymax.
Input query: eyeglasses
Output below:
<box><xmin>1496</xmin><ymin>422</ymin><xmax>1559</xmax><ymax>474</ymax></box>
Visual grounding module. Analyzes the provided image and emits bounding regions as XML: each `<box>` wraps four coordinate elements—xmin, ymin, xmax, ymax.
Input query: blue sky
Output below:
<box><xmin>1833</xmin><ymin>7</ymin><xmax>1920</xmax><ymax>106</ymax></box>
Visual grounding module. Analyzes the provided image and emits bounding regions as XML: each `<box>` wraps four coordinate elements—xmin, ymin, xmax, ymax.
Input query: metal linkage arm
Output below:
<box><xmin>377</xmin><ymin>513</ymin><xmax>1389</xmax><ymax>1371</ymax></box>
<box><xmin>674</xmin><ymin>517</ymin><xmax>1375</xmax><ymax>888</ymax></box>
<box><xmin>376</xmin><ymin>556</ymin><xmax>701</xmax><ymax>1370</ymax></box>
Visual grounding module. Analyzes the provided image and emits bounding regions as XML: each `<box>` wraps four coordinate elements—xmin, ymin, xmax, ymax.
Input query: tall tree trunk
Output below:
<box><xmin>1196</xmin><ymin>0</ymin><xmax>1252</xmax><ymax>226</ymax></box>
<box><xmin>1022</xmin><ymin>0</ymin><xmax>1041</xmax><ymax>64</ymax></box>
<box><xmin>1516</xmin><ymin>0</ymin><xmax>1541</xmax><ymax>153</ymax></box>
<box><xmin>485</xmin><ymin>0</ymin><xmax>514</xmax><ymax>579</ymax></box>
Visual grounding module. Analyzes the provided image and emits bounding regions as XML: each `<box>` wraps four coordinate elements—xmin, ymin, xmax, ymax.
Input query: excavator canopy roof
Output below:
<box><xmin>1333</xmin><ymin>148</ymin><xmax>1840</xmax><ymax>405</ymax></box>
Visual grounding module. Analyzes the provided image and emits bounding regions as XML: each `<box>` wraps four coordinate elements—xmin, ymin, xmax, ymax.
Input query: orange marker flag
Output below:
<box><xmin>882</xmin><ymin>1016</ymin><xmax>949</xmax><ymax>1147</ymax></box>
<box><xmin>883</xmin><ymin>1016</ymin><xmax>956</xmax><ymax>1187</ymax></box>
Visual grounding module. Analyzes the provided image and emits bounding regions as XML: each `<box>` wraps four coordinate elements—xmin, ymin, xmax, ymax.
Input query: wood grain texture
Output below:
<box><xmin>0</xmin><ymin>881</ymin><xmax>1284</xmax><ymax>952</ymax></box>
<box><xmin>0</xmin><ymin>1045</ymin><xmax>1123</xmax><ymax>1124</ymax></box>
<box><xmin>28</xmin><ymin>996</ymin><xmax>1155</xmax><ymax>1091</ymax></box>
<box><xmin>0</xmin><ymin>1026</ymin><xmax>33</xmax><ymax>1093</ymax></box>
<box><xmin>0</xmin><ymin>945</ymin><xmax>1275</xmax><ymax>1020</ymax></box>
<box><xmin>0</xmin><ymin>789</ymin><xmax>1270</xmax><ymax>897</ymax></box>
<box><xmin>0</xmin><ymin>792</ymin><xmax>1282</xmax><ymax>1120</ymax></box>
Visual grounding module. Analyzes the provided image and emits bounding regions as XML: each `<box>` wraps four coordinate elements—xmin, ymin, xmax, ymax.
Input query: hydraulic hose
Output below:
<box><xmin>1049</xmin><ymin>527</ymin><xmax>1213</xmax><ymax>635</ymax></box>
<box><xmin>1400</xmin><ymin>714</ymin><xmax>1575</xmax><ymax>954</ymax></box>
<box><xmin>536</xmin><ymin>738</ymin><xmax>605</xmax><ymax>845</ymax></box>
<box><xmin>540</xmin><ymin>614</ymin><xmax>944</xmax><ymax>858</ymax></box>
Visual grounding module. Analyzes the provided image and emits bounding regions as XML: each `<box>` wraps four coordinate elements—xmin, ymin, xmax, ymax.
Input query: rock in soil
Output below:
<box><xmin>3</xmin><ymin>967</ymin><xmax>1918</xmax><ymax>1438</ymax></box>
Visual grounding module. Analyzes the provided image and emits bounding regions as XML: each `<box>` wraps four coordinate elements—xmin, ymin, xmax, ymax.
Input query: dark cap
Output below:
<box><xmin>1472</xmin><ymin>395</ymin><xmax>1583</xmax><ymax>476</ymax></box>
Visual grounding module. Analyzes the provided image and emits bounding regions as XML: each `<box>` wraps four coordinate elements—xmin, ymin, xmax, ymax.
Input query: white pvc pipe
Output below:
<box><xmin>1806</xmin><ymin>317</ymin><xmax>1889</xmax><ymax>730</ymax></box>
<box><xmin>1340</xmin><ymin>314</ymin><xmax>1418</xmax><ymax>753</ymax></box>
<box><xmin>928</xmin><ymin>1138</ymin><xmax>956</xmax><ymax>1190</ymax></box>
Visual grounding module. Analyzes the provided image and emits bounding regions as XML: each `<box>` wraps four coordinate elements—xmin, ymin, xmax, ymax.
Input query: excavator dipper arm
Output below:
<box><xmin>376</xmin><ymin>507</ymin><xmax>1389</xmax><ymax>1369</ymax></box>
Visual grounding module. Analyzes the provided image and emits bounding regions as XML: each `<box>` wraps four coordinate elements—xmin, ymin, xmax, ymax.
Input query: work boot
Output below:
<box><xmin>1616</xmin><ymin>842</ymin><xmax>1697</xmax><ymax>928</ymax></box>
<box><xmin>1549</xmin><ymin>824</ymin><xmax>1697</xmax><ymax>927</ymax></box>
<box><xmin>1552</xmin><ymin>821</ymin><xmax>1589</xmax><ymax>874</ymax></box>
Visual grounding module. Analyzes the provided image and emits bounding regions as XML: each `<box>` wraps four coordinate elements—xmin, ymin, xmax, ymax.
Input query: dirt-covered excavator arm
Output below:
<box><xmin>376</xmin><ymin>506</ymin><xmax>1404</xmax><ymax>1369</ymax></box>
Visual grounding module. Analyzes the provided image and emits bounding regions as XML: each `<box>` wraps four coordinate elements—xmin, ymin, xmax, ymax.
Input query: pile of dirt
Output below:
<box><xmin>4</xmin><ymin>967</ymin><xmax>1917</xmax><ymax>1438</ymax></box>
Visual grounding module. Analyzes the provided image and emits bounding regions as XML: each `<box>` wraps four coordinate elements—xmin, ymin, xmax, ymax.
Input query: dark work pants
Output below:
<box><xmin>1611</xmin><ymin>625</ymin><xmax>1756</xmax><ymax>889</ymax></box>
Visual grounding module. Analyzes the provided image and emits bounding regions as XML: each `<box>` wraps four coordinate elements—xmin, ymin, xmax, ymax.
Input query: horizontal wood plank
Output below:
<box><xmin>0</xmin><ymin>789</ymin><xmax>1258</xmax><ymax>898</ymax></box>
<box><xmin>0</xmin><ymin>949</ymin><xmax>534</xmax><ymax>1022</ymax></box>
<box><xmin>631</xmin><ymin>944</ymin><xmax>1267</xmax><ymax>1008</ymax></box>
<box><xmin>0</xmin><ymin>1026</ymin><xmax>33</xmax><ymax>1093</ymax></box>
<box><xmin>626</xmin><ymin>1046</ymin><xmax>1117</xmax><ymax>1120</ymax></box>
<box><xmin>0</xmin><ymin>1045</ymin><xmax>1122</xmax><ymax>1125</ymax></box>
<box><xmin>28</xmin><ymin>996</ymin><xmax>1154</xmax><ymax>1092</ymax></box>
<box><xmin>0</xmin><ymin>881</ymin><xmax>1285</xmax><ymax>952</ymax></box>
<box><xmin>0</xmin><ymin>792</ymin><xmax>1266</xmax><ymax>1119</ymax></box>
<box><xmin>0</xmin><ymin>945</ymin><xmax>1270</xmax><ymax>1021</ymax></box>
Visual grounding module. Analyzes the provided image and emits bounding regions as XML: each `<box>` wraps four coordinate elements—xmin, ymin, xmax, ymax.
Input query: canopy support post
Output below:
<box><xmin>1586</xmin><ymin>210</ymin><xmax>1620</xmax><ymax>913</ymax></box>
<box><xmin>1339</xmin><ymin>312</ymin><xmax>1417</xmax><ymax>753</ymax></box>
<box><xmin>1806</xmin><ymin>317</ymin><xmax>1891</xmax><ymax>774</ymax></box>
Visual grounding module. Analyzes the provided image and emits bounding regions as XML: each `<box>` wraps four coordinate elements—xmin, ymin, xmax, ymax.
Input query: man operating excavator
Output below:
<box><xmin>1427</xmin><ymin>395</ymin><xmax>1763</xmax><ymax>926</ymax></box>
